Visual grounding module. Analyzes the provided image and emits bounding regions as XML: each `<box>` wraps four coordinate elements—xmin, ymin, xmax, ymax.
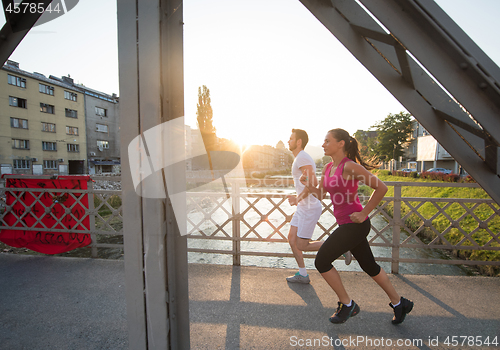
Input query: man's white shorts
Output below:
<box><xmin>290</xmin><ymin>204</ymin><xmax>322</xmax><ymax>239</ymax></box>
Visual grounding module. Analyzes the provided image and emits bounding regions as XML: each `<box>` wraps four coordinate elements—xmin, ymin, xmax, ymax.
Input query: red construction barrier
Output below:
<box><xmin>0</xmin><ymin>176</ymin><xmax>92</xmax><ymax>254</ymax></box>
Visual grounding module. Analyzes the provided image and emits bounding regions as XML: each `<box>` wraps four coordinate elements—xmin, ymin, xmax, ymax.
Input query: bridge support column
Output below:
<box><xmin>118</xmin><ymin>0</ymin><xmax>189</xmax><ymax>349</ymax></box>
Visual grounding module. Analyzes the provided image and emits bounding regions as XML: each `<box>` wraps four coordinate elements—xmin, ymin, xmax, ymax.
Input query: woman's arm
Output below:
<box><xmin>344</xmin><ymin>161</ymin><xmax>388</xmax><ymax>223</ymax></box>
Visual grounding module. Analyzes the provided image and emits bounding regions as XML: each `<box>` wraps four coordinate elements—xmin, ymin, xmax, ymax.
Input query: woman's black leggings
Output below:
<box><xmin>315</xmin><ymin>218</ymin><xmax>381</xmax><ymax>277</ymax></box>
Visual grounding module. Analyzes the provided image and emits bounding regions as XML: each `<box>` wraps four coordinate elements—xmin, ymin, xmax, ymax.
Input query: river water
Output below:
<box><xmin>187</xmin><ymin>185</ymin><xmax>471</xmax><ymax>276</ymax></box>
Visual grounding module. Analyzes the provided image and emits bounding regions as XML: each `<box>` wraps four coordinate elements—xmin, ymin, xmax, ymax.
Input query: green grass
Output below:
<box><xmin>370</xmin><ymin>171</ymin><xmax>499</xmax><ymax>276</ymax></box>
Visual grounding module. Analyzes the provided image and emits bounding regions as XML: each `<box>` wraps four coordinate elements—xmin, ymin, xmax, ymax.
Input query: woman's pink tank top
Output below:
<box><xmin>323</xmin><ymin>157</ymin><xmax>365</xmax><ymax>225</ymax></box>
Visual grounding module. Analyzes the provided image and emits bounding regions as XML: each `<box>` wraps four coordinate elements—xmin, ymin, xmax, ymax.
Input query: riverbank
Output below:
<box><xmin>372</xmin><ymin>172</ymin><xmax>499</xmax><ymax>277</ymax></box>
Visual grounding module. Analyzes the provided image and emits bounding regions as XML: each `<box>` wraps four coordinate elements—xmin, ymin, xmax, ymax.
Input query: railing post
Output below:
<box><xmin>87</xmin><ymin>179</ymin><xmax>98</xmax><ymax>258</ymax></box>
<box><xmin>232</xmin><ymin>181</ymin><xmax>241</xmax><ymax>266</ymax></box>
<box><xmin>392</xmin><ymin>184</ymin><xmax>401</xmax><ymax>274</ymax></box>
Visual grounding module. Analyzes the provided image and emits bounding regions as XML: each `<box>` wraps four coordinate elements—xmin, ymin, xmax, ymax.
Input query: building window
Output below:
<box><xmin>43</xmin><ymin>160</ymin><xmax>57</xmax><ymax>169</ymax></box>
<box><xmin>39</xmin><ymin>83</ymin><xmax>54</xmax><ymax>95</ymax></box>
<box><xmin>8</xmin><ymin>74</ymin><xmax>26</xmax><ymax>88</ymax></box>
<box><xmin>9</xmin><ymin>96</ymin><xmax>27</xmax><ymax>108</ymax></box>
<box><xmin>97</xmin><ymin>140</ymin><xmax>109</xmax><ymax>149</ymax></box>
<box><xmin>12</xmin><ymin>139</ymin><xmax>30</xmax><ymax>149</ymax></box>
<box><xmin>65</xmin><ymin>108</ymin><xmax>78</xmax><ymax>118</ymax></box>
<box><xmin>40</xmin><ymin>103</ymin><xmax>55</xmax><ymax>114</ymax></box>
<box><xmin>67</xmin><ymin>144</ymin><xmax>79</xmax><ymax>152</ymax></box>
<box><xmin>95</xmin><ymin>107</ymin><xmax>107</xmax><ymax>117</ymax></box>
<box><xmin>41</xmin><ymin>122</ymin><xmax>56</xmax><ymax>133</ymax></box>
<box><xmin>42</xmin><ymin>141</ymin><xmax>57</xmax><ymax>151</ymax></box>
<box><xmin>101</xmin><ymin>165</ymin><xmax>113</xmax><ymax>173</ymax></box>
<box><xmin>11</xmin><ymin>117</ymin><xmax>28</xmax><ymax>129</ymax></box>
<box><xmin>96</xmin><ymin>124</ymin><xmax>108</xmax><ymax>133</ymax></box>
<box><xmin>66</xmin><ymin>126</ymin><xmax>79</xmax><ymax>135</ymax></box>
<box><xmin>13</xmin><ymin>159</ymin><xmax>30</xmax><ymax>169</ymax></box>
<box><xmin>64</xmin><ymin>91</ymin><xmax>77</xmax><ymax>101</ymax></box>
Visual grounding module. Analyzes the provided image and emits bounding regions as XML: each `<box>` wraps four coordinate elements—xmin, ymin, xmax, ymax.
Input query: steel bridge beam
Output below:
<box><xmin>117</xmin><ymin>0</ymin><xmax>189</xmax><ymax>349</ymax></box>
<box><xmin>300</xmin><ymin>0</ymin><xmax>500</xmax><ymax>204</ymax></box>
<box><xmin>0</xmin><ymin>0</ymin><xmax>53</xmax><ymax>65</ymax></box>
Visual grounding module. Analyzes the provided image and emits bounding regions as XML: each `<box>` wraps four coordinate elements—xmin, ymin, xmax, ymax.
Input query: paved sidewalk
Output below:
<box><xmin>189</xmin><ymin>264</ymin><xmax>500</xmax><ymax>350</ymax></box>
<box><xmin>1</xmin><ymin>254</ymin><xmax>499</xmax><ymax>349</ymax></box>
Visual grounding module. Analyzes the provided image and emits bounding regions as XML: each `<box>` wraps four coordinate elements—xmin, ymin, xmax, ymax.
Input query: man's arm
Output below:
<box><xmin>288</xmin><ymin>165</ymin><xmax>317</xmax><ymax>205</ymax></box>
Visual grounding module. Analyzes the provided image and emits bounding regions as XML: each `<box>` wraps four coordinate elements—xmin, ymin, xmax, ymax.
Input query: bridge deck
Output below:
<box><xmin>0</xmin><ymin>254</ymin><xmax>499</xmax><ymax>349</ymax></box>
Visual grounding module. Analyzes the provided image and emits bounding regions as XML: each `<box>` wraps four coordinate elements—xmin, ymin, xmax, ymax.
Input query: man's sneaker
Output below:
<box><xmin>343</xmin><ymin>251</ymin><xmax>353</xmax><ymax>265</ymax></box>
<box><xmin>286</xmin><ymin>272</ymin><xmax>310</xmax><ymax>284</ymax></box>
<box><xmin>329</xmin><ymin>301</ymin><xmax>360</xmax><ymax>324</ymax></box>
<box><xmin>390</xmin><ymin>297</ymin><xmax>414</xmax><ymax>324</ymax></box>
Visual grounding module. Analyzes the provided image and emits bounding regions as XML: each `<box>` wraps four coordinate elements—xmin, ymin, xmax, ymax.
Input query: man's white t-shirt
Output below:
<box><xmin>292</xmin><ymin>150</ymin><xmax>321</xmax><ymax>208</ymax></box>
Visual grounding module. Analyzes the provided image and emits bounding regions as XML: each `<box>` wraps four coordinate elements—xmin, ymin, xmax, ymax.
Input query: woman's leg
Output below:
<box><xmin>371</xmin><ymin>269</ymin><xmax>400</xmax><ymax>305</ymax></box>
<box><xmin>315</xmin><ymin>224</ymin><xmax>356</xmax><ymax>303</ymax></box>
<box><xmin>349</xmin><ymin>220</ymin><xmax>400</xmax><ymax>304</ymax></box>
<box><xmin>320</xmin><ymin>267</ymin><xmax>350</xmax><ymax>304</ymax></box>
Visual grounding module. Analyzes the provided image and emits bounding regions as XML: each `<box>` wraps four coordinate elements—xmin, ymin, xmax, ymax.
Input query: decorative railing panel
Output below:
<box><xmin>1</xmin><ymin>177</ymin><xmax>498</xmax><ymax>273</ymax></box>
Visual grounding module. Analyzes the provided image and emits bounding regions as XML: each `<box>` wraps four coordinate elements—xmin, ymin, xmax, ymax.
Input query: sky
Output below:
<box><xmin>3</xmin><ymin>0</ymin><xmax>500</xmax><ymax>149</ymax></box>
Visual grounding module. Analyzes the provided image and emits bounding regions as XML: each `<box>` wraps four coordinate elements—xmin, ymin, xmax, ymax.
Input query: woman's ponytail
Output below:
<box><xmin>328</xmin><ymin>129</ymin><xmax>377</xmax><ymax>170</ymax></box>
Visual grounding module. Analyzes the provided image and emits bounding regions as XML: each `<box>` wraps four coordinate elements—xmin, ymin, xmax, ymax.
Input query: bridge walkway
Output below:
<box><xmin>0</xmin><ymin>254</ymin><xmax>499</xmax><ymax>349</ymax></box>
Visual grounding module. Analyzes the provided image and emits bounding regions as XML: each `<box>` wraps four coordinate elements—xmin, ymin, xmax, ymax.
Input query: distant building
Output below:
<box><xmin>276</xmin><ymin>141</ymin><xmax>293</xmax><ymax>168</ymax></box>
<box><xmin>77</xmin><ymin>85</ymin><xmax>120</xmax><ymax>174</ymax></box>
<box><xmin>0</xmin><ymin>60</ymin><xmax>87</xmax><ymax>175</ymax></box>
<box><xmin>243</xmin><ymin>142</ymin><xmax>292</xmax><ymax>171</ymax></box>
<box><xmin>0</xmin><ymin>60</ymin><xmax>119</xmax><ymax>175</ymax></box>
<box><xmin>404</xmin><ymin>120</ymin><xmax>460</xmax><ymax>173</ymax></box>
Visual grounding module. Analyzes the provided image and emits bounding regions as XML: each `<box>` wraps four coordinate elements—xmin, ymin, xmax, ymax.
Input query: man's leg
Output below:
<box><xmin>286</xmin><ymin>225</ymin><xmax>310</xmax><ymax>283</ymax></box>
<box><xmin>288</xmin><ymin>225</ymin><xmax>305</xmax><ymax>270</ymax></box>
<box><xmin>296</xmin><ymin>237</ymin><xmax>323</xmax><ymax>252</ymax></box>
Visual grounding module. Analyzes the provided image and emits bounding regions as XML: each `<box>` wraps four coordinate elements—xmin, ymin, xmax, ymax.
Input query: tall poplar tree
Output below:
<box><xmin>196</xmin><ymin>85</ymin><xmax>216</xmax><ymax>151</ymax></box>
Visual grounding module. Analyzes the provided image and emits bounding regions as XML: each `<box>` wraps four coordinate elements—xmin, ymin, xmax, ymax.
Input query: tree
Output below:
<box><xmin>371</xmin><ymin>112</ymin><xmax>413</xmax><ymax>161</ymax></box>
<box><xmin>353</xmin><ymin>130</ymin><xmax>377</xmax><ymax>160</ymax></box>
<box><xmin>196</xmin><ymin>85</ymin><xmax>216</xmax><ymax>151</ymax></box>
<box><xmin>322</xmin><ymin>155</ymin><xmax>332</xmax><ymax>165</ymax></box>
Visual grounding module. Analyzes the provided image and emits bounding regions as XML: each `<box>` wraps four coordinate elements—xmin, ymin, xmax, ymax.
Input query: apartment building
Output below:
<box><xmin>79</xmin><ymin>86</ymin><xmax>120</xmax><ymax>174</ymax></box>
<box><xmin>242</xmin><ymin>143</ymin><xmax>293</xmax><ymax>171</ymax></box>
<box><xmin>405</xmin><ymin>120</ymin><xmax>460</xmax><ymax>173</ymax></box>
<box><xmin>0</xmin><ymin>61</ymin><xmax>87</xmax><ymax>175</ymax></box>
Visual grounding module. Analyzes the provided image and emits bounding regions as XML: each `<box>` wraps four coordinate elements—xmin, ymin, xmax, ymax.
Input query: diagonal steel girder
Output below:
<box><xmin>0</xmin><ymin>0</ymin><xmax>54</xmax><ymax>65</ymax></box>
<box><xmin>300</xmin><ymin>0</ymin><xmax>500</xmax><ymax>204</ymax></box>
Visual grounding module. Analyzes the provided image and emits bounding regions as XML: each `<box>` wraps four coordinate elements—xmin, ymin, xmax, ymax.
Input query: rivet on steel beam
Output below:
<box><xmin>459</xmin><ymin>62</ymin><xmax>468</xmax><ymax>70</ymax></box>
<box><xmin>179</xmin><ymin>20</ymin><xmax>184</xmax><ymax>25</ymax></box>
<box><xmin>479</xmin><ymin>82</ymin><xmax>488</xmax><ymax>89</ymax></box>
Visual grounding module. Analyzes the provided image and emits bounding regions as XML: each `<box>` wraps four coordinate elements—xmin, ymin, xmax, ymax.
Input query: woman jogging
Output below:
<box><xmin>301</xmin><ymin>128</ymin><xmax>413</xmax><ymax>324</ymax></box>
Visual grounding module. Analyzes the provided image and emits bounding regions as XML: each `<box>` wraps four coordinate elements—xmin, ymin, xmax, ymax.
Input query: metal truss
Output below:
<box><xmin>300</xmin><ymin>0</ymin><xmax>500</xmax><ymax>204</ymax></box>
<box><xmin>0</xmin><ymin>0</ymin><xmax>53</xmax><ymax>64</ymax></box>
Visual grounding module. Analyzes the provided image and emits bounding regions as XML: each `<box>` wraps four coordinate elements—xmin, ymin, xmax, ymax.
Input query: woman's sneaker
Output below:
<box><xmin>329</xmin><ymin>301</ymin><xmax>360</xmax><ymax>324</ymax></box>
<box><xmin>390</xmin><ymin>297</ymin><xmax>414</xmax><ymax>324</ymax></box>
<box><xmin>343</xmin><ymin>251</ymin><xmax>353</xmax><ymax>265</ymax></box>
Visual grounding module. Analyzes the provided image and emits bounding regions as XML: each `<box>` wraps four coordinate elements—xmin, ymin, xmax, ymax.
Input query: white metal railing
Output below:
<box><xmin>1</xmin><ymin>177</ymin><xmax>499</xmax><ymax>273</ymax></box>
<box><xmin>185</xmin><ymin>180</ymin><xmax>500</xmax><ymax>273</ymax></box>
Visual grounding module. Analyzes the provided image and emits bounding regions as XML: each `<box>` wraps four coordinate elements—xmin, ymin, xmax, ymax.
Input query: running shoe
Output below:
<box><xmin>344</xmin><ymin>251</ymin><xmax>353</xmax><ymax>265</ymax></box>
<box><xmin>390</xmin><ymin>297</ymin><xmax>414</xmax><ymax>324</ymax></box>
<box><xmin>286</xmin><ymin>272</ymin><xmax>310</xmax><ymax>284</ymax></box>
<box><xmin>329</xmin><ymin>301</ymin><xmax>360</xmax><ymax>324</ymax></box>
